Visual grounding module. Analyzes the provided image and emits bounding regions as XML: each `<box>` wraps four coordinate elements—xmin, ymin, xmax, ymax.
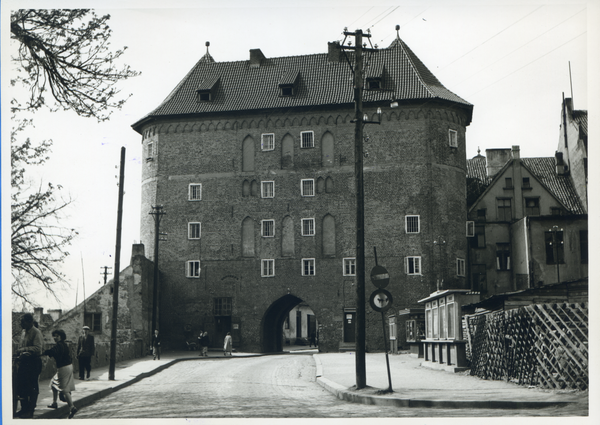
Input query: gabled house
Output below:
<box><xmin>466</xmin><ymin>145</ymin><xmax>587</xmax><ymax>303</ymax></box>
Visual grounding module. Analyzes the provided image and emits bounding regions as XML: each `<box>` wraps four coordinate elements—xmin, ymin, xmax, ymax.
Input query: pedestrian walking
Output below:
<box><xmin>202</xmin><ymin>331</ymin><xmax>210</xmax><ymax>357</ymax></box>
<box><xmin>309</xmin><ymin>331</ymin><xmax>317</xmax><ymax>347</ymax></box>
<box><xmin>151</xmin><ymin>329</ymin><xmax>161</xmax><ymax>360</ymax></box>
<box><xmin>197</xmin><ymin>330</ymin><xmax>204</xmax><ymax>356</ymax></box>
<box><xmin>76</xmin><ymin>325</ymin><xmax>95</xmax><ymax>380</ymax></box>
<box><xmin>43</xmin><ymin>329</ymin><xmax>78</xmax><ymax>419</ymax></box>
<box><xmin>223</xmin><ymin>332</ymin><xmax>233</xmax><ymax>356</ymax></box>
<box><xmin>14</xmin><ymin>313</ymin><xmax>44</xmax><ymax>419</ymax></box>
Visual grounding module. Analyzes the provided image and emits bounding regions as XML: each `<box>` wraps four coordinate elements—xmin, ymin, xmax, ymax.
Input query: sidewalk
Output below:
<box><xmin>28</xmin><ymin>348</ymin><xmax>584</xmax><ymax>419</ymax></box>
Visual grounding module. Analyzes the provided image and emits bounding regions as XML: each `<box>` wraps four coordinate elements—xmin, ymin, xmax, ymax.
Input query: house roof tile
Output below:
<box><xmin>132</xmin><ymin>37</ymin><xmax>471</xmax><ymax>132</ymax></box>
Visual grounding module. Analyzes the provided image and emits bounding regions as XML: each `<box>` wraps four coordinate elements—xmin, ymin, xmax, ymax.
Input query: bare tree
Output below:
<box><xmin>11</xmin><ymin>9</ymin><xmax>140</xmax><ymax>121</ymax></box>
<box><xmin>10</xmin><ymin>9</ymin><xmax>139</xmax><ymax>304</ymax></box>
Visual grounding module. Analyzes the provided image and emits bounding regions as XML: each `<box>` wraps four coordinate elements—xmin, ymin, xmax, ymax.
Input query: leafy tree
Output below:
<box><xmin>10</xmin><ymin>9</ymin><xmax>139</xmax><ymax>304</ymax></box>
<box><xmin>11</xmin><ymin>9</ymin><xmax>140</xmax><ymax>121</ymax></box>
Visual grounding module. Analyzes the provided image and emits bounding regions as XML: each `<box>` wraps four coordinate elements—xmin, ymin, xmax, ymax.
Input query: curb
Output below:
<box><xmin>312</xmin><ymin>355</ymin><xmax>574</xmax><ymax>410</ymax></box>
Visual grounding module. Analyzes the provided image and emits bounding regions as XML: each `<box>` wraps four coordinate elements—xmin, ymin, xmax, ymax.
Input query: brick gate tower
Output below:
<box><xmin>131</xmin><ymin>33</ymin><xmax>473</xmax><ymax>352</ymax></box>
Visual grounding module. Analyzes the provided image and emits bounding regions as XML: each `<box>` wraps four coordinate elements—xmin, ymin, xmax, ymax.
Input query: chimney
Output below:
<box><xmin>48</xmin><ymin>309</ymin><xmax>62</xmax><ymax>321</ymax></box>
<box><xmin>249</xmin><ymin>49</ymin><xmax>265</xmax><ymax>68</ymax></box>
<box><xmin>485</xmin><ymin>148</ymin><xmax>511</xmax><ymax>177</ymax></box>
<box><xmin>33</xmin><ymin>307</ymin><xmax>43</xmax><ymax>324</ymax></box>
<box><xmin>328</xmin><ymin>41</ymin><xmax>342</xmax><ymax>62</ymax></box>
<box><xmin>555</xmin><ymin>151</ymin><xmax>567</xmax><ymax>175</ymax></box>
<box><xmin>132</xmin><ymin>243</ymin><xmax>145</xmax><ymax>258</ymax></box>
<box><xmin>511</xmin><ymin>145</ymin><xmax>520</xmax><ymax>160</ymax></box>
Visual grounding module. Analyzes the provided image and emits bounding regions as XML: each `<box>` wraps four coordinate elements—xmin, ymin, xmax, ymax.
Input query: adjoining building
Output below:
<box><xmin>131</xmin><ymin>33</ymin><xmax>473</xmax><ymax>353</ymax></box>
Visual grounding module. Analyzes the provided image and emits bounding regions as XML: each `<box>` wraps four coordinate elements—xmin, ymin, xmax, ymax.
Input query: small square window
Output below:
<box><xmin>367</xmin><ymin>78</ymin><xmax>381</xmax><ymax>90</ymax></box>
<box><xmin>197</xmin><ymin>90</ymin><xmax>211</xmax><ymax>102</ymax></box>
<box><xmin>280</xmin><ymin>85</ymin><xmax>294</xmax><ymax>97</ymax></box>
<box><xmin>189</xmin><ymin>183</ymin><xmax>202</xmax><ymax>201</ymax></box>
<box><xmin>343</xmin><ymin>258</ymin><xmax>356</xmax><ymax>276</ymax></box>
<box><xmin>525</xmin><ymin>198</ymin><xmax>540</xmax><ymax>216</ymax></box>
<box><xmin>261</xmin><ymin>181</ymin><xmax>275</xmax><ymax>198</ymax></box>
<box><xmin>301</xmin><ymin>179</ymin><xmax>315</xmax><ymax>197</ymax></box>
<box><xmin>405</xmin><ymin>215</ymin><xmax>420</xmax><ymax>234</ymax></box>
<box><xmin>301</xmin><ymin>218</ymin><xmax>315</xmax><ymax>236</ymax></box>
<box><xmin>448</xmin><ymin>129</ymin><xmax>458</xmax><ymax>148</ymax></box>
<box><xmin>261</xmin><ymin>220</ymin><xmax>275</xmax><ymax>237</ymax></box>
<box><xmin>504</xmin><ymin>178</ymin><xmax>513</xmax><ymax>189</ymax></box>
<box><xmin>261</xmin><ymin>134</ymin><xmax>275</xmax><ymax>151</ymax></box>
<box><xmin>300</xmin><ymin>131</ymin><xmax>314</xmax><ymax>149</ymax></box>
<box><xmin>522</xmin><ymin>177</ymin><xmax>531</xmax><ymax>189</ymax></box>
<box><xmin>406</xmin><ymin>257</ymin><xmax>421</xmax><ymax>275</ymax></box>
<box><xmin>457</xmin><ymin>258</ymin><xmax>465</xmax><ymax>277</ymax></box>
<box><xmin>188</xmin><ymin>222</ymin><xmax>201</xmax><ymax>239</ymax></box>
<box><xmin>186</xmin><ymin>260</ymin><xmax>201</xmax><ymax>278</ymax></box>
<box><xmin>302</xmin><ymin>258</ymin><xmax>315</xmax><ymax>276</ymax></box>
<box><xmin>84</xmin><ymin>313</ymin><xmax>102</xmax><ymax>332</ymax></box>
<box><xmin>466</xmin><ymin>221</ymin><xmax>475</xmax><ymax>237</ymax></box>
<box><xmin>261</xmin><ymin>259</ymin><xmax>275</xmax><ymax>277</ymax></box>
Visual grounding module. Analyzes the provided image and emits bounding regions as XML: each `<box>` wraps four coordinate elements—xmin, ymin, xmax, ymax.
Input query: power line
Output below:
<box><xmin>450</xmin><ymin>8</ymin><xmax>586</xmax><ymax>90</ymax></box>
<box><xmin>465</xmin><ymin>31</ymin><xmax>586</xmax><ymax>99</ymax></box>
<box><xmin>441</xmin><ymin>5</ymin><xmax>545</xmax><ymax>70</ymax></box>
<box><xmin>366</xmin><ymin>6</ymin><xmax>400</xmax><ymax>30</ymax></box>
<box><xmin>348</xmin><ymin>6</ymin><xmax>375</xmax><ymax>29</ymax></box>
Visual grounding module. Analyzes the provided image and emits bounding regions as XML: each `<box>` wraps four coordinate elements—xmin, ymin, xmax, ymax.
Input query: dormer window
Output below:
<box><xmin>366</xmin><ymin>78</ymin><xmax>381</xmax><ymax>90</ymax></box>
<box><xmin>279</xmin><ymin>70</ymin><xmax>299</xmax><ymax>97</ymax></box>
<box><xmin>196</xmin><ymin>76</ymin><xmax>220</xmax><ymax>103</ymax></box>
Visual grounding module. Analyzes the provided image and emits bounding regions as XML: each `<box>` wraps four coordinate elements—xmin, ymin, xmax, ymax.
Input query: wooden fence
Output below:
<box><xmin>463</xmin><ymin>303</ymin><xmax>588</xmax><ymax>391</ymax></box>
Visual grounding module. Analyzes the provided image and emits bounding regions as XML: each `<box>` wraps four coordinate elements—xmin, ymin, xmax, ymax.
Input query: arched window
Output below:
<box><xmin>317</xmin><ymin>177</ymin><xmax>325</xmax><ymax>194</ymax></box>
<box><xmin>281</xmin><ymin>134</ymin><xmax>294</xmax><ymax>169</ymax></box>
<box><xmin>242</xmin><ymin>217</ymin><xmax>255</xmax><ymax>257</ymax></box>
<box><xmin>325</xmin><ymin>176</ymin><xmax>334</xmax><ymax>193</ymax></box>
<box><xmin>282</xmin><ymin>216</ymin><xmax>295</xmax><ymax>257</ymax></box>
<box><xmin>322</xmin><ymin>214</ymin><xmax>336</xmax><ymax>257</ymax></box>
<box><xmin>321</xmin><ymin>131</ymin><xmax>334</xmax><ymax>167</ymax></box>
<box><xmin>242</xmin><ymin>180</ymin><xmax>250</xmax><ymax>197</ymax></box>
<box><xmin>242</xmin><ymin>136</ymin><xmax>255</xmax><ymax>172</ymax></box>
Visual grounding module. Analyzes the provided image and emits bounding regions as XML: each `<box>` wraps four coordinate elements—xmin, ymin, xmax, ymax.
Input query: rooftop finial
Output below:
<box><xmin>395</xmin><ymin>24</ymin><xmax>400</xmax><ymax>39</ymax></box>
<box><xmin>205</xmin><ymin>41</ymin><xmax>210</xmax><ymax>53</ymax></box>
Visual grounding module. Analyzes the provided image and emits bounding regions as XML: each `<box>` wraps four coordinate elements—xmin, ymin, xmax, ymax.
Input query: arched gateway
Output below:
<box><xmin>261</xmin><ymin>294</ymin><xmax>313</xmax><ymax>353</ymax></box>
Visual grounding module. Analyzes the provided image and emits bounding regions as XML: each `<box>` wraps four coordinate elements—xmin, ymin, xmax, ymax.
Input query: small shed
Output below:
<box><xmin>418</xmin><ymin>289</ymin><xmax>479</xmax><ymax>372</ymax></box>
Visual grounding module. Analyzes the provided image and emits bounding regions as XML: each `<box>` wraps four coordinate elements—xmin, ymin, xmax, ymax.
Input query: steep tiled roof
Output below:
<box><xmin>521</xmin><ymin>157</ymin><xmax>585</xmax><ymax>214</ymax></box>
<box><xmin>132</xmin><ymin>36</ymin><xmax>472</xmax><ymax>131</ymax></box>
<box><xmin>572</xmin><ymin>110</ymin><xmax>587</xmax><ymax>137</ymax></box>
<box><xmin>466</xmin><ymin>155</ymin><xmax>586</xmax><ymax>214</ymax></box>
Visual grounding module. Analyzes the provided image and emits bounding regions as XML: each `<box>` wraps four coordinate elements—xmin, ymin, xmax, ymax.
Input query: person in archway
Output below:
<box><xmin>310</xmin><ymin>330</ymin><xmax>317</xmax><ymax>348</ymax></box>
<box><xmin>43</xmin><ymin>329</ymin><xmax>78</xmax><ymax>418</ymax></box>
<box><xmin>151</xmin><ymin>329</ymin><xmax>161</xmax><ymax>360</ymax></box>
<box><xmin>223</xmin><ymin>332</ymin><xmax>233</xmax><ymax>356</ymax></box>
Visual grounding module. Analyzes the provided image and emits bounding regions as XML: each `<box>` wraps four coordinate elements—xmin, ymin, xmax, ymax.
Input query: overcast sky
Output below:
<box><xmin>2</xmin><ymin>0</ymin><xmax>597</xmax><ymax>313</ymax></box>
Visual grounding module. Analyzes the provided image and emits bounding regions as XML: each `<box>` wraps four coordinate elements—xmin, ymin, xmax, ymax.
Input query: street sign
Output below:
<box><xmin>369</xmin><ymin>289</ymin><xmax>393</xmax><ymax>312</ymax></box>
<box><xmin>370</xmin><ymin>265</ymin><xmax>390</xmax><ymax>288</ymax></box>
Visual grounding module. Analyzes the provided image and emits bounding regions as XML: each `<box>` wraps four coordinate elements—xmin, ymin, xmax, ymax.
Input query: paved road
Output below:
<box><xmin>73</xmin><ymin>354</ymin><xmax>585</xmax><ymax>418</ymax></box>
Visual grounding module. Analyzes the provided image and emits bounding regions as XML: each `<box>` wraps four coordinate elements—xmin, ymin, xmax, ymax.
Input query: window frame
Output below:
<box><xmin>545</xmin><ymin>230</ymin><xmax>565</xmax><ymax>265</ymax></box>
<box><xmin>496</xmin><ymin>243</ymin><xmax>511</xmax><ymax>271</ymax></box>
<box><xmin>302</xmin><ymin>258</ymin><xmax>315</xmax><ymax>276</ymax></box>
<box><xmin>525</xmin><ymin>197</ymin><xmax>540</xmax><ymax>216</ymax></box>
<box><xmin>261</xmin><ymin>181</ymin><xmax>275</xmax><ymax>198</ymax></box>
<box><xmin>406</xmin><ymin>256</ymin><xmax>422</xmax><ymax>275</ymax></box>
<box><xmin>448</xmin><ymin>129</ymin><xmax>458</xmax><ymax>148</ymax></box>
<box><xmin>261</xmin><ymin>259</ymin><xmax>275</xmax><ymax>277</ymax></box>
<box><xmin>466</xmin><ymin>221</ymin><xmax>475</xmax><ymax>237</ymax></box>
<box><xmin>405</xmin><ymin>215</ymin><xmax>420</xmax><ymax>234</ymax></box>
<box><xmin>188</xmin><ymin>222</ymin><xmax>201</xmax><ymax>240</ymax></box>
<box><xmin>300</xmin><ymin>131</ymin><xmax>314</xmax><ymax>149</ymax></box>
<box><xmin>343</xmin><ymin>257</ymin><xmax>356</xmax><ymax>276</ymax></box>
<box><xmin>146</xmin><ymin>141</ymin><xmax>154</xmax><ymax>160</ymax></box>
<box><xmin>261</xmin><ymin>219</ymin><xmax>275</xmax><ymax>238</ymax></box>
<box><xmin>186</xmin><ymin>260</ymin><xmax>201</xmax><ymax>278</ymax></box>
<box><xmin>84</xmin><ymin>312</ymin><xmax>102</xmax><ymax>333</ymax></box>
<box><xmin>261</xmin><ymin>133</ymin><xmax>275</xmax><ymax>151</ymax></box>
<box><xmin>301</xmin><ymin>179</ymin><xmax>315</xmax><ymax>197</ymax></box>
<box><xmin>497</xmin><ymin>198</ymin><xmax>512</xmax><ymax>221</ymax></box>
<box><xmin>301</xmin><ymin>218</ymin><xmax>315</xmax><ymax>236</ymax></box>
<box><xmin>189</xmin><ymin>183</ymin><xmax>202</xmax><ymax>201</ymax></box>
<box><xmin>457</xmin><ymin>258</ymin><xmax>466</xmax><ymax>277</ymax></box>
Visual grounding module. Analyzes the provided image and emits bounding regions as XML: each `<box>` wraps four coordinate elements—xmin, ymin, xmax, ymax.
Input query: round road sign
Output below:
<box><xmin>370</xmin><ymin>265</ymin><xmax>390</xmax><ymax>288</ymax></box>
<box><xmin>369</xmin><ymin>289</ymin><xmax>393</xmax><ymax>312</ymax></box>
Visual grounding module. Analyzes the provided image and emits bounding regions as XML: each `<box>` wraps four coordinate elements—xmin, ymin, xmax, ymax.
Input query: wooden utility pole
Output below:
<box><xmin>150</xmin><ymin>205</ymin><xmax>166</xmax><ymax>335</ymax></box>
<box><xmin>109</xmin><ymin>147</ymin><xmax>126</xmax><ymax>381</ymax></box>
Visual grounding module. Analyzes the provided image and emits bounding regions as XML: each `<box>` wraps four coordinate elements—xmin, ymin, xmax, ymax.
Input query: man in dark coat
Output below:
<box><xmin>14</xmin><ymin>313</ymin><xmax>43</xmax><ymax>419</ymax></box>
<box><xmin>76</xmin><ymin>325</ymin><xmax>95</xmax><ymax>380</ymax></box>
<box><xmin>151</xmin><ymin>329</ymin><xmax>161</xmax><ymax>360</ymax></box>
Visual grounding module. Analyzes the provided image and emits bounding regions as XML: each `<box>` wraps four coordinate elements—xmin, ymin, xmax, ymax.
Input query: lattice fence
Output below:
<box><xmin>463</xmin><ymin>303</ymin><xmax>588</xmax><ymax>390</ymax></box>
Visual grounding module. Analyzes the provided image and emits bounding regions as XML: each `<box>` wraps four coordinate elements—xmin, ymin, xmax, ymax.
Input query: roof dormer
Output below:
<box><xmin>196</xmin><ymin>76</ymin><xmax>220</xmax><ymax>102</ymax></box>
<box><xmin>365</xmin><ymin>63</ymin><xmax>385</xmax><ymax>90</ymax></box>
<box><xmin>278</xmin><ymin>69</ymin><xmax>299</xmax><ymax>97</ymax></box>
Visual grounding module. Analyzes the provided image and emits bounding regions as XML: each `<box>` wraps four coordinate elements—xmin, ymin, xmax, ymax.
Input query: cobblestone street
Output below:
<box><xmin>72</xmin><ymin>354</ymin><xmax>585</xmax><ymax>418</ymax></box>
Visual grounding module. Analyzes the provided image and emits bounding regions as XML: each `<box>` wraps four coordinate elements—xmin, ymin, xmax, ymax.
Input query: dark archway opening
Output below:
<box><xmin>260</xmin><ymin>294</ymin><xmax>304</xmax><ymax>353</ymax></box>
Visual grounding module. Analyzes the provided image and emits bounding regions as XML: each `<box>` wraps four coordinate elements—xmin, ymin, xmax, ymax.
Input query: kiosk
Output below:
<box><xmin>418</xmin><ymin>290</ymin><xmax>479</xmax><ymax>372</ymax></box>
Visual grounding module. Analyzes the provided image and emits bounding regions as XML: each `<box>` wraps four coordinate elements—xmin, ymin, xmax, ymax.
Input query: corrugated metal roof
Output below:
<box><xmin>132</xmin><ymin>36</ymin><xmax>472</xmax><ymax>131</ymax></box>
